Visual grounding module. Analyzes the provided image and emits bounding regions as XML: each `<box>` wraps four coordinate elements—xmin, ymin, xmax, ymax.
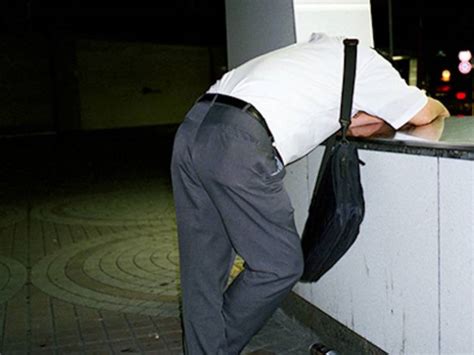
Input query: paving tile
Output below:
<box><xmin>81</xmin><ymin>343</ymin><xmax>115</xmax><ymax>354</ymax></box>
<box><xmin>110</xmin><ymin>339</ymin><xmax>142</xmax><ymax>354</ymax></box>
<box><xmin>54</xmin><ymin>346</ymin><xmax>85</xmax><ymax>354</ymax></box>
<box><xmin>160</xmin><ymin>349</ymin><xmax>184</xmax><ymax>355</ymax></box>
<box><xmin>136</xmin><ymin>336</ymin><xmax>168</xmax><ymax>352</ymax></box>
<box><xmin>55</xmin><ymin>335</ymin><xmax>82</xmax><ymax>347</ymax></box>
<box><xmin>30</xmin><ymin>343</ymin><xmax>55</xmax><ymax>352</ymax></box>
<box><xmin>1</xmin><ymin>344</ymin><xmax>29</xmax><ymax>354</ymax></box>
<box><xmin>0</xmin><ymin>152</ymin><xmax>324</xmax><ymax>355</ymax></box>
<box><xmin>81</xmin><ymin>333</ymin><xmax>106</xmax><ymax>345</ymax></box>
<box><xmin>19</xmin><ymin>351</ymin><xmax>56</xmax><ymax>355</ymax></box>
<box><xmin>128</xmin><ymin>325</ymin><xmax>156</xmax><ymax>336</ymax></box>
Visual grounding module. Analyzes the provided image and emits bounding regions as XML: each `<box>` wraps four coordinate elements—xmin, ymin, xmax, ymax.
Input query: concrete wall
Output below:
<box><xmin>293</xmin><ymin>0</ymin><xmax>373</xmax><ymax>46</ymax></box>
<box><xmin>438</xmin><ymin>158</ymin><xmax>474</xmax><ymax>354</ymax></box>
<box><xmin>225</xmin><ymin>0</ymin><xmax>296</xmax><ymax>68</ymax></box>
<box><xmin>225</xmin><ymin>1</ymin><xmax>474</xmax><ymax>353</ymax></box>
<box><xmin>288</xmin><ymin>3</ymin><xmax>473</xmax><ymax>352</ymax></box>
<box><xmin>76</xmin><ymin>40</ymin><xmax>213</xmax><ymax>130</ymax></box>
<box><xmin>0</xmin><ymin>34</ymin><xmax>218</xmax><ymax>133</ymax></box>
<box><xmin>289</xmin><ymin>149</ymin><xmax>474</xmax><ymax>353</ymax></box>
<box><xmin>0</xmin><ymin>34</ymin><xmax>54</xmax><ymax>132</ymax></box>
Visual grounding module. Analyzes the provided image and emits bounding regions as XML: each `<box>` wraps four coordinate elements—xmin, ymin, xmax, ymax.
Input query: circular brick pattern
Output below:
<box><xmin>0</xmin><ymin>203</ymin><xmax>26</xmax><ymax>228</ymax></box>
<box><xmin>31</xmin><ymin>184</ymin><xmax>175</xmax><ymax>226</ymax></box>
<box><xmin>0</xmin><ymin>256</ymin><xmax>28</xmax><ymax>304</ymax></box>
<box><xmin>31</xmin><ymin>228</ymin><xmax>181</xmax><ymax>316</ymax></box>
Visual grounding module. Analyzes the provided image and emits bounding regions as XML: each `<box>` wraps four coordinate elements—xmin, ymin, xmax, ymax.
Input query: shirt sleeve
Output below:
<box><xmin>353</xmin><ymin>48</ymin><xmax>428</xmax><ymax>129</ymax></box>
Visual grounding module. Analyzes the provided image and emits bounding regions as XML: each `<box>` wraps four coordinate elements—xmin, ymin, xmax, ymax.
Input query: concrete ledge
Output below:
<box><xmin>281</xmin><ymin>292</ymin><xmax>387</xmax><ymax>355</ymax></box>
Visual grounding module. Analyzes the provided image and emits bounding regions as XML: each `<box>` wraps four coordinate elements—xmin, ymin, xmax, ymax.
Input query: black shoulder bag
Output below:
<box><xmin>300</xmin><ymin>38</ymin><xmax>365</xmax><ymax>283</ymax></box>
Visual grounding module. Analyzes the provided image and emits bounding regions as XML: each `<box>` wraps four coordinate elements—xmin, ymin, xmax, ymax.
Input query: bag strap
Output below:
<box><xmin>339</xmin><ymin>38</ymin><xmax>358</xmax><ymax>141</ymax></box>
<box><xmin>322</xmin><ymin>38</ymin><xmax>359</xmax><ymax>149</ymax></box>
<box><xmin>311</xmin><ymin>39</ymin><xmax>359</xmax><ymax>198</ymax></box>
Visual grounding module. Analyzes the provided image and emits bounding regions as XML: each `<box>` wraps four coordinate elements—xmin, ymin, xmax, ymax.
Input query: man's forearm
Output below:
<box><xmin>350</xmin><ymin>111</ymin><xmax>384</xmax><ymax>128</ymax></box>
<box><xmin>408</xmin><ymin>98</ymin><xmax>450</xmax><ymax>126</ymax></box>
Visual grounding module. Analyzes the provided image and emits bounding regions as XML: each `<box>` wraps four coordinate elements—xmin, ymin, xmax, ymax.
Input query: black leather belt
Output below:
<box><xmin>197</xmin><ymin>93</ymin><xmax>274</xmax><ymax>142</ymax></box>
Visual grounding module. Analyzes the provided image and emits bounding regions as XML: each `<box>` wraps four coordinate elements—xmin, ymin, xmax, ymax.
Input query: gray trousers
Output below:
<box><xmin>171</xmin><ymin>99</ymin><xmax>304</xmax><ymax>355</ymax></box>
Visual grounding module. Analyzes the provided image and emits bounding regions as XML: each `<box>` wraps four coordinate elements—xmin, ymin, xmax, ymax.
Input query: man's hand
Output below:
<box><xmin>402</xmin><ymin>117</ymin><xmax>445</xmax><ymax>141</ymax></box>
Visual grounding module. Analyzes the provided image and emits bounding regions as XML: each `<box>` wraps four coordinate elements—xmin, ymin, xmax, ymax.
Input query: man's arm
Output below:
<box><xmin>404</xmin><ymin>116</ymin><xmax>445</xmax><ymax>141</ymax></box>
<box><xmin>408</xmin><ymin>97</ymin><xmax>450</xmax><ymax>126</ymax></box>
<box><xmin>350</xmin><ymin>111</ymin><xmax>384</xmax><ymax>128</ymax></box>
<box><xmin>350</xmin><ymin>97</ymin><xmax>450</xmax><ymax>129</ymax></box>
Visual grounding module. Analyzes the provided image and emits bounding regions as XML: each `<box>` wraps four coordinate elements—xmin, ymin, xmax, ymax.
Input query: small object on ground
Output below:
<box><xmin>246</xmin><ymin>349</ymin><xmax>276</xmax><ymax>355</ymax></box>
<box><xmin>309</xmin><ymin>342</ymin><xmax>339</xmax><ymax>355</ymax></box>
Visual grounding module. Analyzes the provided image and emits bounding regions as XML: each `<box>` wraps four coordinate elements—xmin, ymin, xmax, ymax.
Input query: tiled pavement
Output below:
<box><xmin>0</xmin><ymin>131</ymin><xmax>321</xmax><ymax>354</ymax></box>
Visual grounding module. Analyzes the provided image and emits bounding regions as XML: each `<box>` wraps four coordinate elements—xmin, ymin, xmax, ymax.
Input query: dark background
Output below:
<box><xmin>0</xmin><ymin>0</ymin><xmax>472</xmax><ymax>138</ymax></box>
<box><xmin>0</xmin><ymin>1</ymin><xmax>471</xmax><ymax>212</ymax></box>
<box><xmin>1</xmin><ymin>0</ymin><xmax>226</xmax><ymax>45</ymax></box>
<box><xmin>4</xmin><ymin>1</ymin><xmax>470</xmax><ymax>56</ymax></box>
<box><xmin>0</xmin><ymin>1</ymin><xmax>227</xmax><ymax>185</ymax></box>
<box><xmin>372</xmin><ymin>0</ymin><xmax>473</xmax><ymax>114</ymax></box>
<box><xmin>372</xmin><ymin>0</ymin><xmax>474</xmax><ymax>55</ymax></box>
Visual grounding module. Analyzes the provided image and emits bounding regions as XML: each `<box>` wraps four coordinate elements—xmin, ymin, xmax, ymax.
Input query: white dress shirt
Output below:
<box><xmin>208</xmin><ymin>33</ymin><xmax>427</xmax><ymax>165</ymax></box>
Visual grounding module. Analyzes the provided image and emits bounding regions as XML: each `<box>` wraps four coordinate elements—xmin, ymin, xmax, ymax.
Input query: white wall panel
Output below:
<box><xmin>284</xmin><ymin>156</ymin><xmax>310</xmax><ymax>235</ymax></box>
<box><xmin>305</xmin><ymin>151</ymin><xmax>440</xmax><ymax>353</ymax></box>
<box><xmin>293</xmin><ymin>0</ymin><xmax>373</xmax><ymax>46</ymax></box>
<box><xmin>224</xmin><ymin>2</ymin><xmax>474</xmax><ymax>353</ymax></box>
<box><xmin>307</xmin><ymin>146</ymin><xmax>326</xmax><ymax>196</ymax></box>
<box><xmin>287</xmin><ymin>147</ymin><xmax>323</xmax><ymax>302</ymax></box>
<box><xmin>439</xmin><ymin>158</ymin><xmax>474</xmax><ymax>354</ymax></box>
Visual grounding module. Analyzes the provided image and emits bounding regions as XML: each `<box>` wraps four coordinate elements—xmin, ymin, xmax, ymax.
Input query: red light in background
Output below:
<box><xmin>436</xmin><ymin>85</ymin><xmax>451</xmax><ymax>93</ymax></box>
<box><xmin>455</xmin><ymin>92</ymin><xmax>467</xmax><ymax>100</ymax></box>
